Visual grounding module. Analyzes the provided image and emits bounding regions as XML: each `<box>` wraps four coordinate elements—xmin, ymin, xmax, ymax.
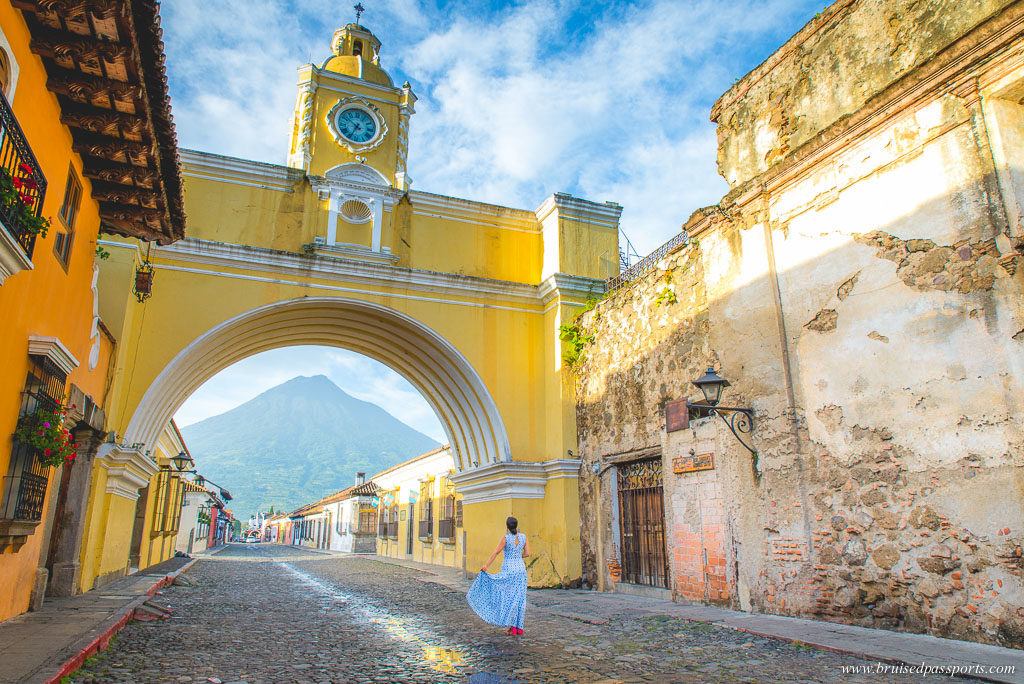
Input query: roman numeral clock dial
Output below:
<box><xmin>337</xmin><ymin>108</ymin><xmax>376</xmax><ymax>143</ymax></box>
<box><xmin>325</xmin><ymin>98</ymin><xmax>388</xmax><ymax>153</ymax></box>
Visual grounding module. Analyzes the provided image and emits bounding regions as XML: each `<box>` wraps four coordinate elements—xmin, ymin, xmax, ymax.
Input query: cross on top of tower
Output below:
<box><xmin>354</xmin><ymin>3</ymin><xmax>365</xmax><ymax>24</ymax></box>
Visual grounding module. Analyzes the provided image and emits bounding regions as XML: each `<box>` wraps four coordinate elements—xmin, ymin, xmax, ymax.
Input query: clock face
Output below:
<box><xmin>336</xmin><ymin>107</ymin><xmax>377</xmax><ymax>144</ymax></box>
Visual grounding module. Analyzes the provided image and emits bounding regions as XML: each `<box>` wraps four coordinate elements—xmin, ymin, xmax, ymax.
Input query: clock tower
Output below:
<box><xmin>287</xmin><ymin>21</ymin><xmax>416</xmax><ymax>256</ymax></box>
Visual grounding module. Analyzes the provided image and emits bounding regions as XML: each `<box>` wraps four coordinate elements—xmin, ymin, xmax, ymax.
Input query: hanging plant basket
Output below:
<box><xmin>12</xmin><ymin>403</ymin><xmax>77</xmax><ymax>467</ymax></box>
<box><xmin>134</xmin><ymin>262</ymin><xmax>155</xmax><ymax>302</ymax></box>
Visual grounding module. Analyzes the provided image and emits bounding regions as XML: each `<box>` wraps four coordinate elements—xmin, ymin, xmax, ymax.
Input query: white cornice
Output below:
<box><xmin>27</xmin><ymin>335</ymin><xmax>80</xmax><ymax>376</ymax></box>
<box><xmin>543</xmin><ymin>459</ymin><xmax>583</xmax><ymax>479</ymax></box>
<box><xmin>152</xmin><ymin>238</ymin><xmax>543</xmax><ymax>305</ymax></box>
<box><xmin>180</xmin><ymin>149</ymin><xmax>304</xmax><ymax>191</ymax></box>
<box><xmin>408</xmin><ymin>191</ymin><xmax>540</xmax><ymax>233</ymax></box>
<box><xmin>449</xmin><ymin>459</ymin><xmax>580</xmax><ymax>503</ymax></box>
<box><xmin>535</xmin><ymin>193</ymin><xmax>623</xmax><ymax>227</ymax></box>
<box><xmin>99</xmin><ymin>444</ymin><xmax>160</xmax><ymax>501</ymax></box>
<box><xmin>0</xmin><ymin>220</ymin><xmax>33</xmax><ymax>285</ymax></box>
<box><xmin>309</xmin><ymin>64</ymin><xmax>402</xmax><ymax>97</ymax></box>
<box><xmin>538</xmin><ymin>273</ymin><xmax>605</xmax><ymax>305</ymax></box>
<box><xmin>313</xmin><ymin>243</ymin><xmax>400</xmax><ymax>264</ymax></box>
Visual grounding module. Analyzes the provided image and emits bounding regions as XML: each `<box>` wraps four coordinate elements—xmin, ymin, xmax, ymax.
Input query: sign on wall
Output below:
<box><xmin>673</xmin><ymin>451</ymin><xmax>714</xmax><ymax>474</ymax></box>
<box><xmin>665</xmin><ymin>399</ymin><xmax>689</xmax><ymax>432</ymax></box>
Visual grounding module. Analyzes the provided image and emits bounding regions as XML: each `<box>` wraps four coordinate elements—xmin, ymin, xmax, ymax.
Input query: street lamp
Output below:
<box><xmin>686</xmin><ymin>367</ymin><xmax>757</xmax><ymax>459</ymax></box>
<box><xmin>191</xmin><ymin>474</ymin><xmax>232</xmax><ymax>501</ymax></box>
<box><xmin>171</xmin><ymin>451</ymin><xmax>193</xmax><ymax>472</ymax></box>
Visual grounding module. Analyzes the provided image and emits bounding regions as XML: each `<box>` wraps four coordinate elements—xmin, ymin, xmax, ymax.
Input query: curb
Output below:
<box><xmin>41</xmin><ymin>558</ymin><xmax>197</xmax><ymax>684</ymax></box>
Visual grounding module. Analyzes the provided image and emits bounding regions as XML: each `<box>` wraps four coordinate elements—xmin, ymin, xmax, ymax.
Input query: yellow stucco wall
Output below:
<box><xmin>96</xmin><ymin>23</ymin><xmax>618</xmax><ymax>587</ymax></box>
<box><xmin>0</xmin><ymin>5</ymin><xmax>116</xmax><ymax>622</ymax></box>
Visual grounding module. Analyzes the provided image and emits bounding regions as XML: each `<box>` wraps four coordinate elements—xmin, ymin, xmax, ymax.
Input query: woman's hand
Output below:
<box><xmin>479</xmin><ymin>566</ymin><xmax>488</xmax><ymax>573</ymax></box>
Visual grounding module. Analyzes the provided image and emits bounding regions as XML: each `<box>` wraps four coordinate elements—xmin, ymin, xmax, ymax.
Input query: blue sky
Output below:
<box><xmin>165</xmin><ymin>0</ymin><xmax>823</xmax><ymax>433</ymax></box>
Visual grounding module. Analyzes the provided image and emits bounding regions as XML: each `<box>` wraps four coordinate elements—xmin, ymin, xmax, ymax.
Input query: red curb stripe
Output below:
<box><xmin>42</xmin><ymin>558</ymin><xmax>197</xmax><ymax>684</ymax></box>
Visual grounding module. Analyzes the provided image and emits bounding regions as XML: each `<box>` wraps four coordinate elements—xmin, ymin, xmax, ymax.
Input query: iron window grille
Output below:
<box><xmin>357</xmin><ymin>508</ymin><xmax>376</xmax><ymax>534</ymax></box>
<box><xmin>387</xmin><ymin>504</ymin><xmax>398</xmax><ymax>537</ymax></box>
<box><xmin>438</xmin><ymin>480</ymin><xmax>456</xmax><ymax>542</ymax></box>
<box><xmin>418</xmin><ymin>482</ymin><xmax>433</xmax><ymax>540</ymax></box>
<box><xmin>1</xmin><ymin>356</ymin><xmax>65</xmax><ymax>522</ymax></box>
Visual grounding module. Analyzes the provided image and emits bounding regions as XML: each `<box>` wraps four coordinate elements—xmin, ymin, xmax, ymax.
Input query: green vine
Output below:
<box><xmin>654</xmin><ymin>286</ymin><xmax>677</xmax><ymax>306</ymax></box>
<box><xmin>95</xmin><ymin>245</ymin><xmax>111</xmax><ymax>260</ymax></box>
<box><xmin>558</xmin><ymin>323</ymin><xmax>595</xmax><ymax>367</ymax></box>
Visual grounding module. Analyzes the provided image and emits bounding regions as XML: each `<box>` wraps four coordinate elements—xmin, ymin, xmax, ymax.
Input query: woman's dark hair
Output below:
<box><xmin>506</xmin><ymin>516</ymin><xmax>518</xmax><ymax>534</ymax></box>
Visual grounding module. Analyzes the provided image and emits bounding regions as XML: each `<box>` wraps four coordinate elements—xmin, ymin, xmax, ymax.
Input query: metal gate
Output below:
<box><xmin>617</xmin><ymin>458</ymin><xmax>669</xmax><ymax>588</ymax></box>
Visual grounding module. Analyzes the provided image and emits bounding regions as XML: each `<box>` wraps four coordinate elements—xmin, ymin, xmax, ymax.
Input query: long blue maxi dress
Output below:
<box><xmin>466</xmin><ymin>533</ymin><xmax>527</xmax><ymax>629</ymax></box>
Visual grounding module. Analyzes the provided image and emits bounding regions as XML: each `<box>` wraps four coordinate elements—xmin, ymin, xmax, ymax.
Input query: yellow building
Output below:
<box><xmin>97</xmin><ymin>21</ymin><xmax>617</xmax><ymax>585</ymax></box>
<box><xmin>374</xmin><ymin>447</ymin><xmax>466</xmax><ymax>571</ymax></box>
<box><xmin>0</xmin><ymin>0</ymin><xmax>183</xmax><ymax>621</ymax></box>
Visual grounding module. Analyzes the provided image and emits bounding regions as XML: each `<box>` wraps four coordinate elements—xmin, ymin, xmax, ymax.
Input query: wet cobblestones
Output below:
<box><xmin>69</xmin><ymin>544</ymin><xmax>966</xmax><ymax>683</ymax></box>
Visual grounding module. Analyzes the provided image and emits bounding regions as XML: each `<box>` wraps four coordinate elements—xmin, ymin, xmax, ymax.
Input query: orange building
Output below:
<box><xmin>0</xmin><ymin>0</ymin><xmax>183</xmax><ymax>622</ymax></box>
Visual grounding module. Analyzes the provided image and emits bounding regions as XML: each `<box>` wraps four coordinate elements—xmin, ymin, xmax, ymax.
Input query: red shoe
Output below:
<box><xmin>505</xmin><ymin>627</ymin><xmax>515</xmax><ymax>635</ymax></box>
<box><xmin>515</xmin><ymin>628</ymin><xmax>524</xmax><ymax>635</ymax></box>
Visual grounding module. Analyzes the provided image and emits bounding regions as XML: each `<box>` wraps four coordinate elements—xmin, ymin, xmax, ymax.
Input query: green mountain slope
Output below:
<box><xmin>179</xmin><ymin>374</ymin><xmax>440</xmax><ymax>518</ymax></box>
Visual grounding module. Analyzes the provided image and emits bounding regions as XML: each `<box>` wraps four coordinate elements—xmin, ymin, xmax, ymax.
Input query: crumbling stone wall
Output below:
<box><xmin>575</xmin><ymin>0</ymin><xmax>1024</xmax><ymax>648</ymax></box>
<box><xmin>711</xmin><ymin>0</ymin><xmax>1017</xmax><ymax>187</ymax></box>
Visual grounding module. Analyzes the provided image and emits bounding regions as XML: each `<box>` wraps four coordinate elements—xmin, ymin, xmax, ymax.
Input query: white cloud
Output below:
<box><xmin>162</xmin><ymin>1</ymin><xmax>821</xmax><ymax>427</ymax></box>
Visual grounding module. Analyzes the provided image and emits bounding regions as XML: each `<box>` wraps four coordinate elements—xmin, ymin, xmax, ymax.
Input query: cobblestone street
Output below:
<box><xmin>63</xmin><ymin>544</ymin><xmax>977</xmax><ymax>683</ymax></box>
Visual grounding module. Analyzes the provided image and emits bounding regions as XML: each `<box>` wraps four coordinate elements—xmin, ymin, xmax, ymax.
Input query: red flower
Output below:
<box><xmin>44</xmin><ymin>448</ymin><xmax>51</xmax><ymax>456</ymax></box>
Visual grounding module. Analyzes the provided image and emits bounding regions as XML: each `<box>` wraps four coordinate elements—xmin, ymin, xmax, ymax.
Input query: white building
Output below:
<box><xmin>175</xmin><ymin>480</ymin><xmax>216</xmax><ymax>555</ymax></box>
<box><xmin>322</xmin><ymin>473</ymin><xmax>379</xmax><ymax>553</ymax></box>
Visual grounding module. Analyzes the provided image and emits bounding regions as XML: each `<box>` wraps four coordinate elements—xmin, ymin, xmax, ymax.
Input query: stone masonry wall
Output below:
<box><xmin>574</xmin><ymin>1</ymin><xmax>1024</xmax><ymax>649</ymax></box>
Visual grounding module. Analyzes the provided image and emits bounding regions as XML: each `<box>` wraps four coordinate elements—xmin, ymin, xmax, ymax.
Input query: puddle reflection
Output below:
<box><xmin>280</xmin><ymin>563</ymin><xmax>472</xmax><ymax>677</ymax></box>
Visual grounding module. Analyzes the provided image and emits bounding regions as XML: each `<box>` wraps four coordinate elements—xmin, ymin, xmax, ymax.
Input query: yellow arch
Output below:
<box><xmin>122</xmin><ymin>296</ymin><xmax>512</xmax><ymax>472</ymax></box>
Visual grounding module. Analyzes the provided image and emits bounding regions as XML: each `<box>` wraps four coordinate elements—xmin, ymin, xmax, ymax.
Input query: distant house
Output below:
<box><xmin>372</xmin><ymin>446</ymin><xmax>464</xmax><ymax>570</ymax></box>
<box><xmin>175</xmin><ymin>480</ymin><xmax>217</xmax><ymax>555</ymax></box>
<box><xmin>321</xmin><ymin>474</ymin><xmax>379</xmax><ymax>553</ymax></box>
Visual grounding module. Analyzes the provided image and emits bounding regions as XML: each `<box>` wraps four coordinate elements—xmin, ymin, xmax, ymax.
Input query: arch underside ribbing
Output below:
<box><xmin>122</xmin><ymin>297</ymin><xmax>511</xmax><ymax>472</ymax></box>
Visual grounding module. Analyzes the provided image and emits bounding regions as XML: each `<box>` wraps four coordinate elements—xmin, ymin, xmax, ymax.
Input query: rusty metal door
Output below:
<box><xmin>617</xmin><ymin>458</ymin><xmax>669</xmax><ymax>588</ymax></box>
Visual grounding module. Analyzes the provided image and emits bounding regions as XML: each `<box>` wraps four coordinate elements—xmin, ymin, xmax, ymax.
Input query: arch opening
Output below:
<box><xmin>123</xmin><ymin>297</ymin><xmax>511</xmax><ymax>473</ymax></box>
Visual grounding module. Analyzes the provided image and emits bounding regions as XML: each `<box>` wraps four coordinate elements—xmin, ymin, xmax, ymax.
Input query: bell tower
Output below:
<box><xmin>286</xmin><ymin>16</ymin><xmax>416</xmax><ymax>188</ymax></box>
<box><xmin>286</xmin><ymin>11</ymin><xmax>416</xmax><ymax>259</ymax></box>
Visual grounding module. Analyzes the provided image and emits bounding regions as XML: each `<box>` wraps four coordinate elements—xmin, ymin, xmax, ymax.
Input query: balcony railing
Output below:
<box><xmin>438</xmin><ymin>518</ymin><xmax>455</xmax><ymax>542</ymax></box>
<box><xmin>417</xmin><ymin>519</ymin><xmax>433</xmax><ymax>540</ymax></box>
<box><xmin>0</xmin><ymin>90</ymin><xmax>46</xmax><ymax>259</ymax></box>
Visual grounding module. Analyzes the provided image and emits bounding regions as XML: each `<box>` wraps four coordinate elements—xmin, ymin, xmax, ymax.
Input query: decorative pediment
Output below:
<box><xmin>323</xmin><ymin>162</ymin><xmax>391</xmax><ymax>188</ymax></box>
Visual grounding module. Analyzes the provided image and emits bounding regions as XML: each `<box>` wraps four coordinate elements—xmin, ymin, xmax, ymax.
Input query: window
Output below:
<box><xmin>151</xmin><ymin>470</ymin><xmax>184</xmax><ymax>534</ymax></box>
<box><xmin>358</xmin><ymin>508</ymin><xmax>376</xmax><ymax>534</ymax></box>
<box><xmin>0</xmin><ymin>49</ymin><xmax>10</xmax><ymax>96</ymax></box>
<box><xmin>417</xmin><ymin>481</ymin><xmax>433</xmax><ymax>540</ymax></box>
<box><xmin>54</xmin><ymin>166</ymin><xmax>81</xmax><ymax>267</ymax></box>
<box><xmin>1</xmin><ymin>356</ymin><xmax>66</xmax><ymax>522</ymax></box>
<box><xmin>439</xmin><ymin>480</ymin><xmax>457</xmax><ymax>542</ymax></box>
<box><xmin>353</xmin><ymin>40</ymin><xmax>363</xmax><ymax>56</ymax></box>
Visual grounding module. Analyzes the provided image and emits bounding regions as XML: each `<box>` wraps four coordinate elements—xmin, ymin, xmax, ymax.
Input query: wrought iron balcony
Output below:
<box><xmin>0</xmin><ymin>89</ymin><xmax>46</xmax><ymax>260</ymax></box>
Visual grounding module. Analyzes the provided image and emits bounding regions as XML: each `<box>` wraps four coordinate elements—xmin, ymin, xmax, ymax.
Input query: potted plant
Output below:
<box><xmin>12</xmin><ymin>403</ymin><xmax>77</xmax><ymax>467</ymax></box>
<box><xmin>0</xmin><ymin>164</ymin><xmax>50</xmax><ymax>238</ymax></box>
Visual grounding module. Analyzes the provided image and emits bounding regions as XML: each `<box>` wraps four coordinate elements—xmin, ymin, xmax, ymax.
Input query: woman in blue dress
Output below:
<box><xmin>466</xmin><ymin>516</ymin><xmax>530</xmax><ymax>635</ymax></box>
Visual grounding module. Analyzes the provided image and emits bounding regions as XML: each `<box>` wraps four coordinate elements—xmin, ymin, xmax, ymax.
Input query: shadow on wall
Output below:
<box><xmin>573</xmin><ymin>176</ymin><xmax>1024</xmax><ymax>649</ymax></box>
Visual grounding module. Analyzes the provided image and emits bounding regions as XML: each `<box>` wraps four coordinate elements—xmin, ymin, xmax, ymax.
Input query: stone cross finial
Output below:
<box><xmin>354</xmin><ymin>3</ymin><xmax>365</xmax><ymax>23</ymax></box>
